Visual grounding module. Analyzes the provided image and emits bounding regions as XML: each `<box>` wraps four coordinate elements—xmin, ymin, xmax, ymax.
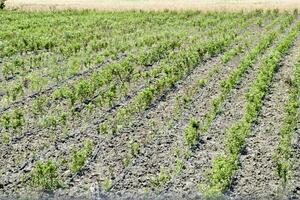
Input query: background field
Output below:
<box><xmin>6</xmin><ymin>0</ymin><xmax>300</xmax><ymax>10</ymax></box>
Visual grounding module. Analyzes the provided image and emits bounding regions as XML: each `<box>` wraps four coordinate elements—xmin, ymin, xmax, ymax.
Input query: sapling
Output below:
<box><xmin>122</xmin><ymin>154</ymin><xmax>131</xmax><ymax>167</ymax></box>
<box><xmin>32</xmin><ymin>96</ymin><xmax>46</xmax><ymax>116</ymax></box>
<box><xmin>8</xmin><ymin>83</ymin><xmax>23</xmax><ymax>101</ymax></box>
<box><xmin>174</xmin><ymin>158</ymin><xmax>184</xmax><ymax>174</ymax></box>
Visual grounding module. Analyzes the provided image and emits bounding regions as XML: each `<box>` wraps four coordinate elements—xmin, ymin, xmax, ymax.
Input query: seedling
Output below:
<box><xmin>149</xmin><ymin>167</ymin><xmax>169</xmax><ymax>188</ymax></box>
<box><xmin>183</xmin><ymin>118</ymin><xmax>199</xmax><ymax>147</ymax></box>
<box><xmin>97</xmin><ymin>123</ymin><xmax>109</xmax><ymax>135</ymax></box>
<box><xmin>69</xmin><ymin>140</ymin><xmax>92</xmax><ymax>172</ymax></box>
<box><xmin>102</xmin><ymin>178</ymin><xmax>112</xmax><ymax>191</ymax></box>
<box><xmin>128</xmin><ymin>140</ymin><xmax>140</xmax><ymax>156</ymax></box>
<box><xmin>30</xmin><ymin>160</ymin><xmax>61</xmax><ymax>190</ymax></box>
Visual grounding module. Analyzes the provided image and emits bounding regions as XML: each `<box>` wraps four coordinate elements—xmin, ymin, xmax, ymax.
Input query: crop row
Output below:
<box><xmin>0</xmin><ymin>12</ymin><xmax>254</xmax><ymax>138</ymax></box>
<box><xmin>183</xmin><ymin>12</ymin><xmax>295</xmax><ymax>147</ymax></box>
<box><xmin>203</xmin><ymin>17</ymin><xmax>300</xmax><ymax>195</ymax></box>
<box><xmin>7</xmin><ymin>12</ymin><xmax>253</xmax><ymax>191</ymax></box>
<box><xmin>273</xmin><ymin>51</ymin><xmax>300</xmax><ymax>189</ymax></box>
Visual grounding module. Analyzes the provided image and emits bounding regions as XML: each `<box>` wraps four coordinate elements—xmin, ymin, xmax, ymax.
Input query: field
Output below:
<box><xmin>0</xmin><ymin>9</ymin><xmax>300</xmax><ymax>200</ymax></box>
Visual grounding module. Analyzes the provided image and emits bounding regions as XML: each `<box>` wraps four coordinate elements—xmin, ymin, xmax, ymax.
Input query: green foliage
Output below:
<box><xmin>201</xmin><ymin>155</ymin><xmax>236</xmax><ymax>195</ymax></box>
<box><xmin>128</xmin><ymin>140</ymin><xmax>140</xmax><ymax>156</ymax></box>
<box><xmin>273</xmin><ymin>55</ymin><xmax>300</xmax><ymax>186</ymax></box>
<box><xmin>102</xmin><ymin>178</ymin><xmax>112</xmax><ymax>191</ymax></box>
<box><xmin>32</xmin><ymin>96</ymin><xmax>46</xmax><ymax>116</ymax></box>
<box><xmin>107</xmin><ymin>14</ymin><xmax>247</xmax><ymax>133</ymax></box>
<box><xmin>30</xmin><ymin>160</ymin><xmax>61</xmax><ymax>190</ymax></box>
<box><xmin>7</xmin><ymin>83</ymin><xmax>24</xmax><ymax>101</ymax></box>
<box><xmin>69</xmin><ymin>140</ymin><xmax>93</xmax><ymax>172</ymax></box>
<box><xmin>174</xmin><ymin>158</ymin><xmax>184</xmax><ymax>174</ymax></box>
<box><xmin>203</xmin><ymin>15</ymin><xmax>299</xmax><ymax>193</ymax></box>
<box><xmin>122</xmin><ymin>140</ymin><xmax>140</xmax><ymax>167</ymax></box>
<box><xmin>97</xmin><ymin>123</ymin><xmax>109</xmax><ymax>135</ymax></box>
<box><xmin>183</xmin><ymin>118</ymin><xmax>199</xmax><ymax>147</ymax></box>
<box><xmin>149</xmin><ymin>167</ymin><xmax>170</xmax><ymax>188</ymax></box>
<box><xmin>1</xmin><ymin>109</ymin><xmax>24</xmax><ymax>131</ymax></box>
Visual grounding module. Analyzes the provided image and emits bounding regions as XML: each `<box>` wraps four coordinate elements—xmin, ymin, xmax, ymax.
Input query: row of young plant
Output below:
<box><xmin>183</xmin><ymin>12</ymin><xmax>294</xmax><ymax>147</ymax></box>
<box><xmin>2</xmin><ymin>10</ymin><xmax>221</xmax><ymax>106</ymax></box>
<box><xmin>0</xmin><ymin>10</ymin><xmax>197</xmax><ymax>58</ymax></box>
<box><xmin>2</xmin><ymin>10</ymin><xmax>278</xmax><ymax>192</ymax></box>
<box><xmin>0</xmin><ymin>32</ymin><xmax>182</xmax><ymax>132</ymax></box>
<box><xmin>170</xmin><ymin>14</ymin><xmax>279</xmax><ymax>126</ymax></box>
<box><xmin>0</xmin><ymin>10</ymin><xmax>269</xmax><ymax>83</ymax></box>
<box><xmin>29</xmin><ymin>139</ymin><xmax>92</xmax><ymax>190</ymax></box>
<box><xmin>1</xmin><ymin>9</ymin><xmax>218</xmax><ymax>83</ymax></box>
<box><xmin>0</xmin><ymin>26</ymin><xmax>170</xmax><ymax>84</ymax></box>
<box><xmin>129</xmin><ymin>14</ymin><xmax>284</xmax><ymax>191</ymax></box>
<box><xmin>0</xmin><ymin>11</ymin><xmax>236</xmax><ymax>108</ymax></box>
<box><xmin>21</xmin><ymin>13</ymin><xmax>256</xmax><ymax>191</ymax></box>
<box><xmin>0</xmin><ymin>28</ymin><xmax>188</xmax><ymax>104</ymax></box>
<box><xmin>95</xmin><ymin>14</ymin><xmax>253</xmax><ymax>135</ymax></box>
<box><xmin>60</xmin><ymin>12</ymin><xmax>263</xmax><ymax>186</ymax></box>
<box><xmin>58</xmin><ymin>14</ymin><xmax>258</xmax><ymax>189</ymax></box>
<box><xmin>141</xmin><ymin>15</ymin><xmax>283</xmax><ymax>189</ymax></box>
<box><xmin>0</xmin><ymin>12</ymin><xmax>247</xmax><ymax>136</ymax></box>
<box><xmin>1</xmin><ymin>11</ymin><xmax>210</xmax><ymax>104</ymax></box>
<box><xmin>273</xmin><ymin>52</ymin><xmax>300</xmax><ymax>189</ymax></box>
<box><xmin>202</xmin><ymin>18</ymin><xmax>300</xmax><ymax>196</ymax></box>
<box><xmin>0</xmin><ymin>13</ymin><xmax>251</xmax><ymax>191</ymax></box>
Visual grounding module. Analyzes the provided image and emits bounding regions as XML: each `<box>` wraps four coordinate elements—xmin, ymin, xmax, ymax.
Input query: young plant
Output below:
<box><xmin>30</xmin><ymin>160</ymin><xmax>61</xmax><ymax>190</ymax></box>
<box><xmin>203</xmin><ymin>18</ymin><xmax>300</xmax><ymax>194</ymax></box>
<box><xmin>183</xmin><ymin>118</ymin><xmax>199</xmax><ymax>147</ymax></box>
<box><xmin>1</xmin><ymin>109</ymin><xmax>25</xmax><ymax>131</ymax></box>
<box><xmin>102</xmin><ymin>177</ymin><xmax>112</xmax><ymax>191</ymax></box>
<box><xmin>122</xmin><ymin>140</ymin><xmax>140</xmax><ymax>167</ymax></box>
<box><xmin>69</xmin><ymin>140</ymin><xmax>93</xmax><ymax>172</ymax></box>
<box><xmin>149</xmin><ymin>167</ymin><xmax>170</xmax><ymax>188</ymax></box>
